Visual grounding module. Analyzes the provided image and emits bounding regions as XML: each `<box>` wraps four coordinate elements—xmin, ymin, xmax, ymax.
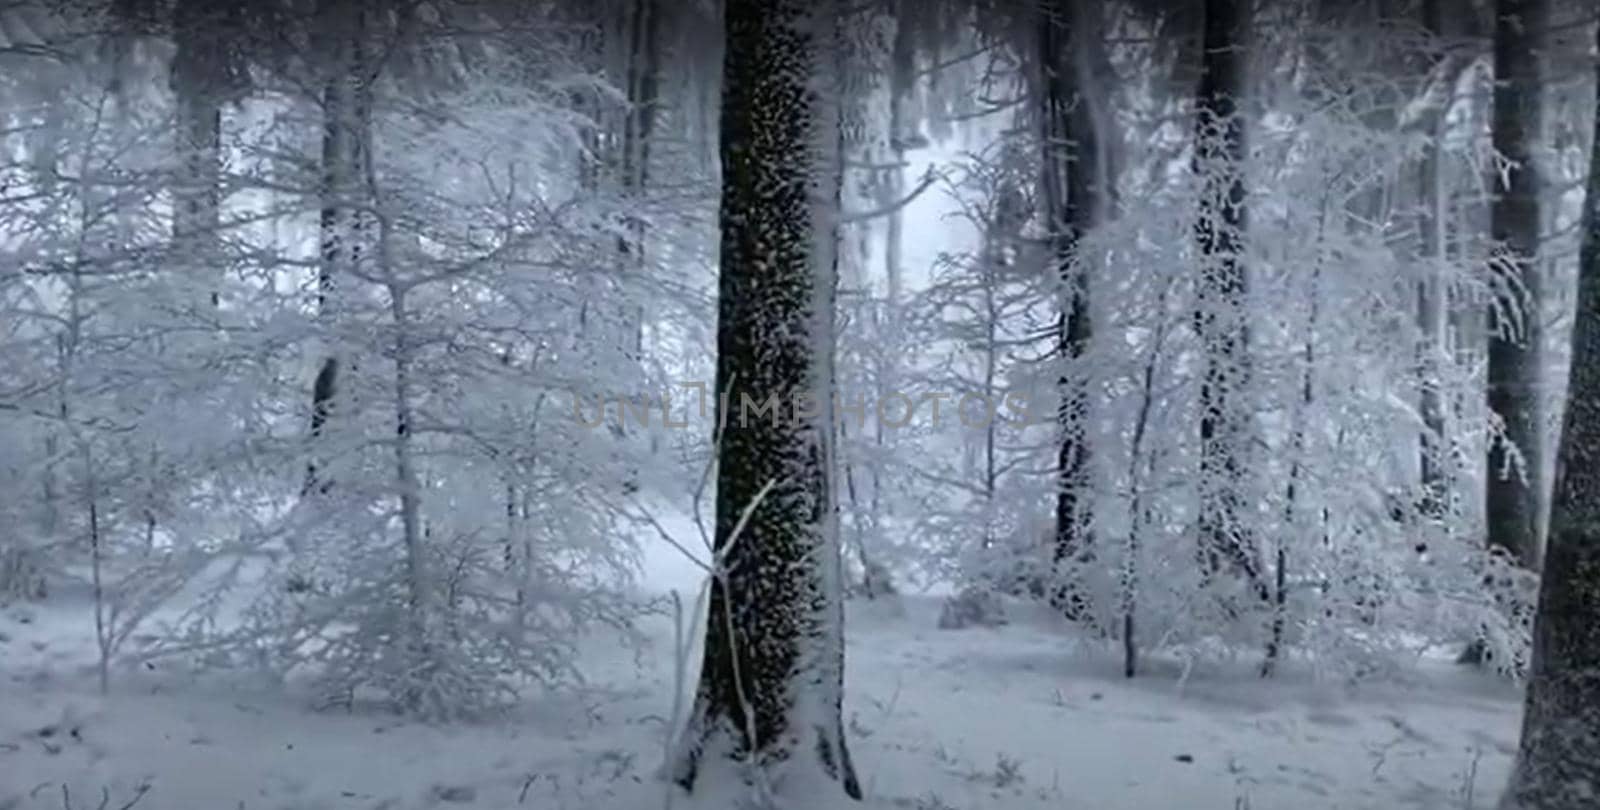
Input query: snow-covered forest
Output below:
<box><xmin>2</xmin><ymin>0</ymin><xmax>1599</xmax><ymax>807</ymax></box>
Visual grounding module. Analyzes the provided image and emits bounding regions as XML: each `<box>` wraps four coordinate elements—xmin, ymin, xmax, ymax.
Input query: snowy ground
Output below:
<box><xmin>1</xmin><ymin>588</ymin><xmax>1522</xmax><ymax>810</ymax></box>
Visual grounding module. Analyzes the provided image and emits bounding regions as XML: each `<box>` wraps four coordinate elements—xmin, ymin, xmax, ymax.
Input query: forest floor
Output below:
<box><xmin>1</xmin><ymin>587</ymin><xmax>1522</xmax><ymax>810</ymax></box>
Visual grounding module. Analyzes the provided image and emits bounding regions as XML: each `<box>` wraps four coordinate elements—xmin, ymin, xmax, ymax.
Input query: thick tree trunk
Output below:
<box><xmin>304</xmin><ymin>0</ymin><xmax>374</xmax><ymax>497</ymax></box>
<box><xmin>1193</xmin><ymin>0</ymin><xmax>1266</xmax><ymax>600</ymax></box>
<box><xmin>1496</xmin><ymin>23</ymin><xmax>1600</xmax><ymax>805</ymax></box>
<box><xmin>1485</xmin><ymin>0</ymin><xmax>1546</xmax><ymax>570</ymax></box>
<box><xmin>1038</xmin><ymin>0</ymin><xmax>1098</xmax><ymax>620</ymax></box>
<box><xmin>671</xmin><ymin>0</ymin><xmax>860</xmax><ymax>800</ymax></box>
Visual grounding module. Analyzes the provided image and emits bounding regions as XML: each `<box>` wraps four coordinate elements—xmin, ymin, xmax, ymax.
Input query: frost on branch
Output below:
<box><xmin>878</xmin><ymin>20</ymin><xmax>1531</xmax><ymax>680</ymax></box>
<box><xmin>117</xmin><ymin>20</ymin><xmax>663</xmax><ymax>719</ymax></box>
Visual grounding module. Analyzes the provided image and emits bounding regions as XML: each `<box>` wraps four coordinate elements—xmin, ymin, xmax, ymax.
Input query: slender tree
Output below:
<box><xmin>304</xmin><ymin>0</ymin><xmax>376</xmax><ymax>497</ymax></box>
<box><xmin>1414</xmin><ymin>0</ymin><xmax>1453</xmax><ymax>520</ymax></box>
<box><xmin>169</xmin><ymin>0</ymin><xmax>245</xmax><ymax>309</ymax></box>
<box><xmin>1193</xmin><ymin>0</ymin><xmax>1266</xmax><ymax>600</ymax></box>
<box><xmin>1495</xmin><ymin>20</ymin><xmax>1600</xmax><ymax>807</ymax></box>
<box><xmin>1038</xmin><ymin>0</ymin><xmax>1099</xmax><ymax>619</ymax></box>
<box><xmin>620</xmin><ymin>0</ymin><xmax>660</xmax><ymax>358</ymax></box>
<box><xmin>671</xmin><ymin>0</ymin><xmax>861</xmax><ymax>800</ymax></box>
<box><xmin>1485</xmin><ymin>0</ymin><xmax>1547</xmax><ymax>570</ymax></box>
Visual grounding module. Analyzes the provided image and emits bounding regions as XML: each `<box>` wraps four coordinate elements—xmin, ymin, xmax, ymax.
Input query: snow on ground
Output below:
<box><xmin>1</xmin><ymin>590</ymin><xmax>1521</xmax><ymax>810</ymax></box>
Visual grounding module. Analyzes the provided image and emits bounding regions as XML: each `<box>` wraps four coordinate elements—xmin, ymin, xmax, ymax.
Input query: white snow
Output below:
<box><xmin>1</xmin><ymin>583</ymin><xmax>1521</xmax><ymax>810</ymax></box>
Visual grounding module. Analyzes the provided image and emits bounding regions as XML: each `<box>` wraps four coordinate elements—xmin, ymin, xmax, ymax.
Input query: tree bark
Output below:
<box><xmin>1496</xmin><ymin>21</ymin><xmax>1600</xmax><ymax>807</ymax></box>
<box><xmin>389</xmin><ymin>286</ymin><xmax>433</xmax><ymax>715</ymax></box>
<box><xmin>1038</xmin><ymin>0</ymin><xmax>1098</xmax><ymax>620</ymax></box>
<box><xmin>170</xmin><ymin>0</ymin><xmax>231</xmax><ymax>310</ymax></box>
<box><xmin>1193</xmin><ymin>0</ymin><xmax>1266</xmax><ymax>600</ymax></box>
<box><xmin>620</xmin><ymin>0</ymin><xmax>660</xmax><ymax>361</ymax></box>
<box><xmin>1415</xmin><ymin>0</ymin><xmax>1452</xmax><ymax>520</ymax></box>
<box><xmin>1485</xmin><ymin>0</ymin><xmax>1547</xmax><ymax>570</ymax></box>
<box><xmin>859</xmin><ymin>0</ymin><xmax>918</xmax><ymax>581</ymax></box>
<box><xmin>304</xmin><ymin>0</ymin><xmax>374</xmax><ymax>498</ymax></box>
<box><xmin>671</xmin><ymin>0</ymin><xmax>860</xmax><ymax>800</ymax></box>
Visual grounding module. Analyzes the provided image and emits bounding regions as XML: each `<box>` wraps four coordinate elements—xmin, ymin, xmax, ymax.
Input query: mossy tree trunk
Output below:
<box><xmin>671</xmin><ymin>0</ymin><xmax>861</xmax><ymax>801</ymax></box>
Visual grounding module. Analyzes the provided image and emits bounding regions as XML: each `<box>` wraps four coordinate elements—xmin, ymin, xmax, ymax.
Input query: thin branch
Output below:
<box><xmin>840</xmin><ymin>167</ymin><xmax>940</xmax><ymax>224</ymax></box>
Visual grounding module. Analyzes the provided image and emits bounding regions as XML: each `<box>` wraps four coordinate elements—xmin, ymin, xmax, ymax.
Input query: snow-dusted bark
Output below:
<box><xmin>304</xmin><ymin>0</ymin><xmax>375</xmax><ymax>497</ymax></box>
<box><xmin>617</xmin><ymin>0</ymin><xmax>660</xmax><ymax>360</ymax></box>
<box><xmin>671</xmin><ymin>0</ymin><xmax>860</xmax><ymax>800</ymax></box>
<box><xmin>387</xmin><ymin>285</ymin><xmax>433</xmax><ymax>713</ymax></box>
<box><xmin>882</xmin><ymin>0</ymin><xmax>915</xmax><ymax>328</ymax></box>
<box><xmin>855</xmin><ymin>3</ymin><xmax>915</xmax><ymax>594</ymax></box>
<box><xmin>1496</xmin><ymin>20</ymin><xmax>1600</xmax><ymax>805</ymax></box>
<box><xmin>1193</xmin><ymin>0</ymin><xmax>1266</xmax><ymax>598</ymax></box>
<box><xmin>1037</xmin><ymin>0</ymin><xmax>1099</xmax><ymax>620</ymax></box>
<box><xmin>1485</xmin><ymin>0</ymin><xmax>1547</xmax><ymax>569</ymax></box>
<box><xmin>1414</xmin><ymin>0</ymin><xmax>1453</xmax><ymax>520</ymax></box>
<box><xmin>620</xmin><ymin>0</ymin><xmax>660</xmax><ymax>189</ymax></box>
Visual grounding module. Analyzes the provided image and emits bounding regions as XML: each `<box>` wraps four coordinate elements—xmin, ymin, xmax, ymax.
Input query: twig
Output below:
<box><xmin>628</xmin><ymin>506</ymin><xmax>711</xmax><ymax>574</ymax></box>
<box><xmin>116</xmin><ymin>783</ymin><xmax>151</xmax><ymax>810</ymax></box>
<box><xmin>692</xmin><ymin>373</ymin><xmax>738</xmax><ymax>555</ymax></box>
<box><xmin>840</xmin><ymin>166</ymin><xmax>941</xmax><ymax>223</ymax></box>
<box><xmin>1460</xmin><ymin>745</ymin><xmax>1482</xmax><ymax>809</ymax></box>
<box><xmin>56</xmin><ymin>780</ymin><xmax>151</xmax><ymax>810</ymax></box>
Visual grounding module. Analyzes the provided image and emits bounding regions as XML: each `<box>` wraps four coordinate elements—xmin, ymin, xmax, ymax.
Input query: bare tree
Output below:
<box><xmin>1037</xmin><ymin>0</ymin><xmax>1099</xmax><ymax>620</ymax></box>
<box><xmin>1193</xmin><ymin>0</ymin><xmax>1268</xmax><ymax>602</ymax></box>
<box><xmin>1414</xmin><ymin>0</ymin><xmax>1456</xmax><ymax>520</ymax></box>
<box><xmin>304</xmin><ymin>0</ymin><xmax>376</xmax><ymax>498</ymax></box>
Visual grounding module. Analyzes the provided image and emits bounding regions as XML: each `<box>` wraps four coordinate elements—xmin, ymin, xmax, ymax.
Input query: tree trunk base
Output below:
<box><xmin>672</xmin><ymin>717</ymin><xmax>862</xmax><ymax>804</ymax></box>
<box><xmin>1497</xmin><ymin>537</ymin><xmax>1600</xmax><ymax>809</ymax></box>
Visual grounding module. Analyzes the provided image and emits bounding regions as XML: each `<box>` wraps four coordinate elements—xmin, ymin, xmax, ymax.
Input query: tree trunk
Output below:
<box><xmin>304</xmin><ymin>0</ymin><xmax>374</xmax><ymax>498</ymax></box>
<box><xmin>620</xmin><ymin>0</ymin><xmax>660</xmax><ymax>361</ymax></box>
<box><xmin>1038</xmin><ymin>0</ymin><xmax>1098</xmax><ymax>620</ymax></box>
<box><xmin>860</xmin><ymin>0</ymin><xmax>918</xmax><ymax>580</ymax></box>
<box><xmin>1495</xmin><ymin>21</ymin><xmax>1600</xmax><ymax>806</ymax></box>
<box><xmin>1193</xmin><ymin>0</ymin><xmax>1266</xmax><ymax>600</ymax></box>
<box><xmin>1265</xmin><ymin>225</ymin><xmax>1325</xmax><ymax>677</ymax></box>
<box><xmin>389</xmin><ymin>287</ymin><xmax>434</xmax><ymax>715</ymax></box>
<box><xmin>671</xmin><ymin>0</ymin><xmax>860</xmax><ymax>800</ymax></box>
<box><xmin>978</xmin><ymin>182</ymin><xmax>1005</xmax><ymax>551</ymax></box>
<box><xmin>1485</xmin><ymin>0</ymin><xmax>1546</xmax><ymax>570</ymax></box>
<box><xmin>170</xmin><ymin>0</ymin><xmax>230</xmax><ymax>310</ymax></box>
<box><xmin>1415</xmin><ymin>0</ymin><xmax>1451</xmax><ymax>520</ymax></box>
<box><xmin>1122</xmin><ymin>282</ymin><xmax>1175</xmax><ymax>678</ymax></box>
